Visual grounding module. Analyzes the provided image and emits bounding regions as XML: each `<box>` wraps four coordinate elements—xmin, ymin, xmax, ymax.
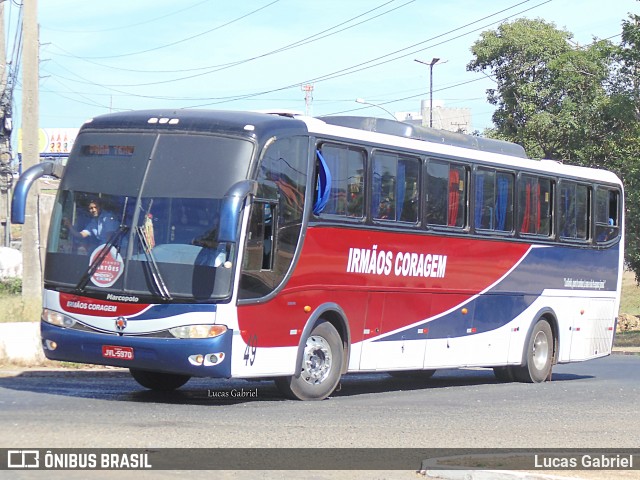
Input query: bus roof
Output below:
<box><xmin>79</xmin><ymin>109</ymin><xmax>621</xmax><ymax>187</ymax></box>
<box><xmin>318</xmin><ymin>115</ymin><xmax>528</xmax><ymax>158</ymax></box>
<box><xmin>304</xmin><ymin>115</ymin><xmax>622</xmax><ymax>187</ymax></box>
<box><xmin>80</xmin><ymin>109</ymin><xmax>309</xmax><ymax>140</ymax></box>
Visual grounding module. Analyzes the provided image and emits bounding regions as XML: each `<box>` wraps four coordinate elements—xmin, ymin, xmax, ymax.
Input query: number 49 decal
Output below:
<box><xmin>244</xmin><ymin>334</ymin><xmax>258</xmax><ymax>366</ymax></box>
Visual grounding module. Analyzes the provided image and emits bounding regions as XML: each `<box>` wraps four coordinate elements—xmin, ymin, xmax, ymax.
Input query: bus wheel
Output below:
<box><xmin>275</xmin><ymin>321</ymin><xmax>343</xmax><ymax>401</ymax></box>
<box><xmin>388</xmin><ymin>369</ymin><xmax>436</xmax><ymax>380</ymax></box>
<box><xmin>513</xmin><ymin>319</ymin><xmax>553</xmax><ymax>383</ymax></box>
<box><xmin>129</xmin><ymin>368</ymin><xmax>191</xmax><ymax>391</ymax></box>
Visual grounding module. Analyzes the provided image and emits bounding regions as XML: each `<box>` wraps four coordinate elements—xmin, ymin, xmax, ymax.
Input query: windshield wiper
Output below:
<box><xmin>135</xmin><ymin>226</ymin><xmax>172</xmax><ymax>301</ymax></box>
<box><xmin>75</xmin><ymin>225</ymin><xmax>129</xmax><ymax>293</ymax></box>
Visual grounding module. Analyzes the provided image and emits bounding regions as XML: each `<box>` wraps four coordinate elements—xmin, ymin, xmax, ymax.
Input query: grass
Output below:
<box><xmin>0</xmin><ymin>295</ymin><xmax>27</xmax><ymax>322</ymax></box>
<box><xmin>613</xmin><ymin>331</ymin><xmax>640</xmax><ymax>347</ymax></box>
<box><xmin>620</xmin><ymin>269</ymin><xmax>640</xmax><ymax>316</ymax></box>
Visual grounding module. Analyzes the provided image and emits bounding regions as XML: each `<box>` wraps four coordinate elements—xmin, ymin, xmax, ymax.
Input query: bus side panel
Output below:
<box><xmin>235</xmin><ymin>226</ymin><xmax>620</xmax><ymax>375</ymax></box>
<box><xmin>359</xmin><ymin>292</ymin><xmax>430</xmax><ymax>371</ymax></box>
<box><xmin>232</xmin><ymin>289</ymin><xmax>368</xmax><ymax>378</ymax></box>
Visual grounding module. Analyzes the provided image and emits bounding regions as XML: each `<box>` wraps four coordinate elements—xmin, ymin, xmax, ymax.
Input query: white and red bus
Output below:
<box><xmin>12</xmin><ymin>110</ymin><xmax>624</xmax><ymax>400</ymax></box>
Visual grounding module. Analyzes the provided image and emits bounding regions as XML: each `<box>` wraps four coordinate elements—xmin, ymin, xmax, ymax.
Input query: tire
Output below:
<box><xmin>129</xmin><ymin>368</ymin><xmax>191</xmax><ymax>391</ymax></box>
<box><xmin>275</xmin><ymin>321</ymin><xmax>343</xmax><ymax>401</ymax></box>
<box><xmin>388</xmin><ymin>369</ymin><xmax>436</xmax><ymax>380</ymax></box>
<box><xmin>513</xmin><ymin>319</ymin><xmax>554</xmax><ymax>383</ymax></box>
<box><xmin>493</xmin><ymin>366</ymin><xmax>515</xmax><ymax>382</ymax></box>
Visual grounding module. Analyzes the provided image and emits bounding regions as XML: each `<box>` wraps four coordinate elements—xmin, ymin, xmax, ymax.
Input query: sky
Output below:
<box><xmin>5</xmin><ymin>0</ymin><xmax>639</xmax><ymax>133</ymax></box>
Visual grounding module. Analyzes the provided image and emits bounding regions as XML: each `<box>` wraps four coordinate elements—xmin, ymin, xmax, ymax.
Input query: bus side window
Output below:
<box><xmin>426</xmin><ymin>160</ymin><xmax>467</xmax><ymax>228</ymax></box>
<box><xmin>316</xmin><ymin>144</ymin><xmax>365</xmax><ymax>218</ymax></box>
<box><xmin>243</xmin><ymin>201</ymin><xmax>275</xmax><ymax>271</ymax></box>
<box><xmin>474</xmin><ymin>168</ymin><xmax>514</xmax><ymax>232</ymax></box>
<box><xmin>560</xmin><ymin>182</ymin><xmax>590</xmax><ymax>241</ymax></box>
<box><xmin>371</xmin><ymin>152</ymin><xmax>420</xmax><ymax>223</ymax></box>
<box><xmin>595</xmin><ymin>188</ymin><xmax>620</xmax><ymax>243</ymax></box>
<box><xmin>518</xmin><ymin>175</ymin><xmax>553</xmax><ymax>236</ymax></box>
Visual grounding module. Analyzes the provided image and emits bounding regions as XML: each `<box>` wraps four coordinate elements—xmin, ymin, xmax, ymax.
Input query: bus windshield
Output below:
<box><xmin>45</xmin><ymin>132</ymin><xmax>254</xmax><ymax>302</ymax></box>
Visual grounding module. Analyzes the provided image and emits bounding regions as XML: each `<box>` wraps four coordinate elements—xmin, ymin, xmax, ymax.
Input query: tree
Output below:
<box><xmin>611</xmin><ymin>12</ymin><xmax>640</xmax><ymax>281</ymax></box>
<box><xmin>467</xmin><ymin>16</ymin><xmax>640</xmax><ymax>282</ymax></box>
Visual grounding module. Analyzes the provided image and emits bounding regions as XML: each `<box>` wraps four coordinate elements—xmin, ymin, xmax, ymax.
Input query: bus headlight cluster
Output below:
<box><xmin>42</xmin><ymin>309</ymin><xmax>76</xmax><ymax>328</ymax></box>
<box><xmin>169</xmin><ymin>324</ymin><xmax>227</xmax><ymax>339</ymax></box>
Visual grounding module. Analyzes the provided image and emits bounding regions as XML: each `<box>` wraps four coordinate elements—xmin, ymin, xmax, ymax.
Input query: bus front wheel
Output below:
<box><xmin>513</xmin><ymin>318</ymin><xmax>554</xmax><ymax>383</ymax></box>
<box><xmin>275</xmin><ymin>321</ymin><xmax>343</xmax><ymax>401</ymax></box>
<box><xmin>129</xmin><ymin>368</ymin><xmax>191</xmax><ymax>391</ymax></box>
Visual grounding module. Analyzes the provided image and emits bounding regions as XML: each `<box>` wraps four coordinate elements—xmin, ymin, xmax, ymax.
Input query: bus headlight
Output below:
<box><xmin>42</xmin><ymin>309</ymin><xmax>77</xmax><ymax>328</ymax></box>
<box><xmin>169</xmin><ymin>324</ymin><xmax>227</xmax><ymax>339</ymax></box>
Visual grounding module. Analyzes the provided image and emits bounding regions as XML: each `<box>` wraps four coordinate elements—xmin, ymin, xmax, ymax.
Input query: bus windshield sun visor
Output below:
<box><xmin>313</xmin><ymin>150</ymin><xmax>332</xmax><ymax>215</ymax></box>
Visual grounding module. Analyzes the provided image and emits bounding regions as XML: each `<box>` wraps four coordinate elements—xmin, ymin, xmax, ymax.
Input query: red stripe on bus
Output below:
<box><xmin>59</xmin><ymin>292</ymin><xmax>150</xmax><ymax>317</ymax></box>
<box><xmin>238</xmin><ymin>227</ymin><xmax>531</xmax><ymax>347</ymax></box>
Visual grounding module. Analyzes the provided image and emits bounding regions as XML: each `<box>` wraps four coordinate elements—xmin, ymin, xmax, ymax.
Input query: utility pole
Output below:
<box><xmin>0</xmin><ymin>2</ymin><xmax>10</xmax><ymax>247</ymax></box>
<box><xmin>415</xmin><ymin>58</ymin><xmax>445</xmax><ymax>128</ymax></box>
<box><xmin>21</xmin><ymin>0</ymin><xmax>42</xmax><ymax>316</ymax></box>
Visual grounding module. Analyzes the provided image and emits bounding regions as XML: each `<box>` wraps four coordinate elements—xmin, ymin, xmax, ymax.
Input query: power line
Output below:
<box><xmin>323</xmin><ymin>76</ymin><xmax>488</xmax><ymax>116</ymax></box>
<box><xmin>41</xmin><ymin>0</ymin><xmax>210</xmax><ymax>34</ymax></box>
<box><xmin>46</xmin><ymin>0</ymin><xmax>412</xmax><ymax>77</ymax></box>
<box><xmin>183</xmin><ymin>0</ymin><xmax>552</xmax><ymax>108</ymax></box>
<box><xmin>39</xmin><ymin>0</ymin><xmax>577</xmax><ymax>115</ymax></box>
<box><xmin>52</xmin><ymin>0</ymin><xmax>281</xmax><ymax>60</ymax></box>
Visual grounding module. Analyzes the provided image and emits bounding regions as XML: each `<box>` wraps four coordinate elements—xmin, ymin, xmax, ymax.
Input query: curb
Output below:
<box><xmin>0</xmin><ymin>322</ymin><xmax>46</xmax><ymax>365</ymax></box>
<box><xmin>422</xmin><ymin>469</ymin><xmax>589</xmax><ymax>480</ymax></box>
<box><xmin>420</xmin><ymin>454</ymin><xmax>593</xmax><ymax>480</ymax></box>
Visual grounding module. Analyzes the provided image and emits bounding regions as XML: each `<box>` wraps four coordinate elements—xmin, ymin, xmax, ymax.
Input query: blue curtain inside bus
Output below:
<box><xmin>496</xmin><ymin>175</ymin><xmax>509</xmax><ymax>231</ymax></box>
<box><xmin>313</xmin><ymin>150</ymin><xmax>332</xmax><ymax>215</ymax></box>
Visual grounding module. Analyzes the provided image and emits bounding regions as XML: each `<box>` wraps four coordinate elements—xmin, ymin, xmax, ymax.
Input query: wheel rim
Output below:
<box><xmin>301</xmin><ymin>335</ymin><xmax>332</xmax><ymax>385</ymax></box>
<box><xmin>532</xmin><ymin>329</ymin><xmax>549</xmax><ymax>371</ymax></box>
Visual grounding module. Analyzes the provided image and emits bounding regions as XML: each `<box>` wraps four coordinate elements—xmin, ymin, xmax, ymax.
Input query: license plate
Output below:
<box><xmin>102</xmin><ymin>345</ymin><xmax>134</xmax><ymax>360</ymax></box>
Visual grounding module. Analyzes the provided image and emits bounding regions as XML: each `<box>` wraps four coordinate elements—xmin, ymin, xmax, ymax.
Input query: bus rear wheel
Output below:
<box><xmin>129</xmin><ymin>368</ymin><xmax>191</xmax><ymax>391</ymax></box>
<box><xmin>275</xmin><ymin>321</ymin><xmax>343</xmax><ymax>401</ymax></box>
<box><xmin>513</xmin><ymin>319</ymin><xmax>554</xmax><ymax>383</ymax></box>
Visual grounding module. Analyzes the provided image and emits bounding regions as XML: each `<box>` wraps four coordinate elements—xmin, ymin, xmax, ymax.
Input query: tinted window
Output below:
<box><xmin>426</xmin><ymin>160</ymin><xmax>467</xmax><ymax>228</ymax></box>
<box><xmin>317</xmin><ymin>144</ymin><xmax>365</xmax><ymax>218</ymax></box>
<box><xmin>559</xmin><ymin>182</ymin><xmax>590</xmax><ymax>241</ymax></box>
<box><xmin>371</xmin><ymin>152</ymin><xmax>420</xmax><ymax>223</ymax></box>
<box><xmin>518</xmin><ymin>175</ymin><xmax>553</xmax><ymax>236</ymax></box>
<box><xmin>240</xmin><ymin>136</ymin><xmax>308</xmax><ymax>300</ymax></box>
<box><xmin>474</xmin><ymin>168</ymin><xmax>514</xmax><ymax>232</ymax></box>
<box><xmin>595</xmin><ymin>187</ymin><xmax>620</xmax><ymax>243</ymax></box>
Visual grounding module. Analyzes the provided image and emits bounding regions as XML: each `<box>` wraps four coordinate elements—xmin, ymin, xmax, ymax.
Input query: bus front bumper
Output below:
<box><xmin>40</xmin><ymin>321</ymin><xmax>232</xmax><ymax>378</ymax></box>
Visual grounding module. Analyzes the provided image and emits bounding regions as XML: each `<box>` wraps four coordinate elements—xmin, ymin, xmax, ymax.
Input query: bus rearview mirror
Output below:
<box><xmin>218</xmin><ymin>179</ymin><xmax>258</xmax><ymax>243</ymax></box>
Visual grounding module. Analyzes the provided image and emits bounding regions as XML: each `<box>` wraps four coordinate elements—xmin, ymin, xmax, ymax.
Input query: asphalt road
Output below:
<box><xmin>1</xmin><ymin>354</ymin><xmax>639</xmax><ymax>448</ymax></box>
<box><xmin>1</xmin><ymin>355</ymin><xmax>639</xmax><ymax>479</ymax></box>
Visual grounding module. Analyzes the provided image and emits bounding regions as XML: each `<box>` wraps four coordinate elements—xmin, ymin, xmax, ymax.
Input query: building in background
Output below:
<box><xmin>16</xmin><ymin>127</ymin><xmax>79</xmax><ymax>172</ymax></box>
<box><xmin>396</xmin><ymin>100</ymin><xmax>472</xmax><ymax>133</ymax></box>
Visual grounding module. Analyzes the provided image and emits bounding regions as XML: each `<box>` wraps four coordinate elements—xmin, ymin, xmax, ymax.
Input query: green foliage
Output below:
<box><xmin>468</xmin><ymin>15</ymin><xmax>640</xmax><ymax>283</ymax></box>
<box><xmin>0</xmin><ymin>278</ymin><xmax>22</xmax><ymax>296</ymax></box>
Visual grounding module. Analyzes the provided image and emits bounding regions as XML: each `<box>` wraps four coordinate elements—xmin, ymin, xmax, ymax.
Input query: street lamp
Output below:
<box><xmin>355</xmin><ymin>98</ymin><xmax>396</xmax><ymax>120</ymax></box>
<box><xmin>414</xmin><ymin>57</ymin><xmax>445</xmax><ymax>128</ymax></box>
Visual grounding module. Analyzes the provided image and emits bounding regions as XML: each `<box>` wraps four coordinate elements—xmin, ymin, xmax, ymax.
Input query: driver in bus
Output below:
<box><xmin>63</xmin><ymin>199</ymin><xmax>119</xmax><ymax>251</ymax></box>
